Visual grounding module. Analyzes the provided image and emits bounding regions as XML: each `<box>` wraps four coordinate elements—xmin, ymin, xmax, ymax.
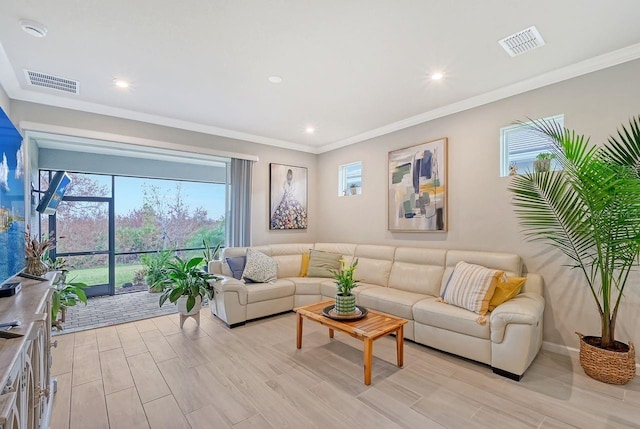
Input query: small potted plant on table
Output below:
<box><xmin>329</xmin><ymin>259</ymin><xmax>359</xmax><ymax>315</ymax></box>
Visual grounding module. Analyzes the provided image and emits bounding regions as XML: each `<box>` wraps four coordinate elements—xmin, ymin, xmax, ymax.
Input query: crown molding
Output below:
<box><xmin>11</xmin><ymin>91</ymin><xmax>315</xmax><ymax>153</ymax></box>
<box><xmin>317</xmin><ymin>42</ymin><xmax>640</xmax><ymax>154</ymax></box>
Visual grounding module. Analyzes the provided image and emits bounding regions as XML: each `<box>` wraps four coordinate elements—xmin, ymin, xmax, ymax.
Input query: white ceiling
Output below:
<box><xmin>1</xmin><ymin>1</ymin><xmax>640</xmax><ymax>154</ymax></box>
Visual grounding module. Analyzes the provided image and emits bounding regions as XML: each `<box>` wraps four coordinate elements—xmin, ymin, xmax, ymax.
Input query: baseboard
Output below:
<box><xmin>542</xmin><ymin>340</ymin><xmax>640</xmax><ymax>374</ymax></box>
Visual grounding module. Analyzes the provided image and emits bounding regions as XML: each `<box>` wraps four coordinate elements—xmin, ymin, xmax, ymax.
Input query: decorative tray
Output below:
<box><xmin>322</xmin><ymin>305</ymin><xmax>369</xmax><ymax>321</ymax></box>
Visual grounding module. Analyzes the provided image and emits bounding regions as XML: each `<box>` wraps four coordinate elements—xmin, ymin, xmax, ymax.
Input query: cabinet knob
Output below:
<box><xmin>51</xmin><ymin>340</ymin><xmax>58</xmax><ymax>349</ymax></box>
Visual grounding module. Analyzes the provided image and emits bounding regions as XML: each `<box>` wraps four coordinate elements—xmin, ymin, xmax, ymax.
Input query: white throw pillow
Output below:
<box><xmin>242</xmin><ymin>248</ymin><xmax>278</xmax><ymax>283</ymax></box>
<box><xmin>441</xmin><ymin>261</ymin><xmax>503</xmax><ymax>316</ymax></box>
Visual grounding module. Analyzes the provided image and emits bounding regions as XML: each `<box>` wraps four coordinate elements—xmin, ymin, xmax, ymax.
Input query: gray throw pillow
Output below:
<box><xmin>242</xmin><ymin>248</ymin><xmax>278</xmax><ymax>283</ymax></box>
<box><xmin>306</xmin><ymin>250</ymin><xmax>341</xmax><ymax>278</ymax></box>
<box><xmin>225</xmin><ymin>256</ymin><xmax>246</xmax><ymax>280</ymax></box>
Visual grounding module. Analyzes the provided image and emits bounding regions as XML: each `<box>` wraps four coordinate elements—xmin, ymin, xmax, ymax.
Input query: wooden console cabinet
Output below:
<box><xmin>0</xmin><ymin>275</ymin><xmax>55</xmax><ymax>429</ymax></box>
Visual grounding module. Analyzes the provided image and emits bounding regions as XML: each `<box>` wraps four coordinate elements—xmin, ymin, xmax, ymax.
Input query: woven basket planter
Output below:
<box><xmin>576</xmin><ymin>332</ymin><xmax>636</xmax><ymax>385</ymax></box>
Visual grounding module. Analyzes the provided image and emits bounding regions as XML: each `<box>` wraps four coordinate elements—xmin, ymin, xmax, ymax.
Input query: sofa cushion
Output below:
<box><xmin>357</xmin><ymin>286</ymin><xmax>426</xmax><ymax>320</ymax></box>
<box><xmin>243</xmin><ymin>248</ymin><xmax>278</xmax><ymax>283</ymax></box>
<box><xmin>441</xmin><ymin>261</ymin><xmax>502</xmax><ymax>316</ymax></box>
<box><xmin>389</xmin><ymin>247</ymin><xmax>446</xmax><ymax>295</ymax></box>
<box><xmin>307</xmin><ymin>250</ymin><xmax>341</xmax><ymax>277</ymax></box>
<box><xmin>413</xmin><ymin>297</ymin><xmax>491</xmax><ymax>339</ymax></box>
<box><xmin>271</xmin><ymin>254</ymin><xmax>303</xmax><ymax>278</ymax></box>
<box><xmin>354</xmin><ymin>245</ymin><xmax>395</xmax><ymax>286</ymax></box>
<box><xmin>225</xmin><ymin>256</ymin><xmax>246</xmax><ymax>280</ymax></box>
<box><xmin>246</xmin><ymin>279</ymin><xmax>296</xmax><ymax>303</ymax></box>
<box><xmin>292</xmin><ymin>277</ymin><xmax>323</xmax><ymax>295</ymax></box>
<box><xmin>388</xmin><ymin>262</ymin><xmax>444</xmax><ymax>296</ymax></box>
<box><xmin>489</xmin><ymin>276</ymin><xmax>526</xmax><ymax>311</ymax></box>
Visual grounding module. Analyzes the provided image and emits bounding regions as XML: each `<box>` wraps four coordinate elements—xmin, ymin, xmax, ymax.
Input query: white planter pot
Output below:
<box><xmin>176</xmin><ymin>295</ymin><xmax>202</xmax><ymax>316</ymax></box>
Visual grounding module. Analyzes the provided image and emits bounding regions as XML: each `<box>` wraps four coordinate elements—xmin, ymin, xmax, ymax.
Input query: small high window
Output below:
<box><xmin>338</xmin><ymin>162</ymin><xmax>362</xmax><ymax>196</ymax></box>
<box><xmin>500</xmin><ymin>114</ymin><xmax>564</xmax><ymax>177</ymax></box>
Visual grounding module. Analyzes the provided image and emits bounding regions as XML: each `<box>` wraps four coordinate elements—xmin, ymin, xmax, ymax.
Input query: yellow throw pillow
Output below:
<box><xmin>300</xmin><ymin>253</ymin><xmax>310</xmax><ymax>277</ymax></box>
<box><xmin>489</xmin><ymin>276</ymin><xmax>526</xmax><ymax>311</ymax></box>
<box><xmin>441</xmin><ymin>261</ymin><xmax>503</xmax><ymax>317</ymax></box>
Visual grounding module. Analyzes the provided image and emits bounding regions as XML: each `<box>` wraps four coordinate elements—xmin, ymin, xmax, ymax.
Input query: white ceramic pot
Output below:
<box><xmin>176</xmin><ymin>295</ymin><xmax>202</xmax><ymax>315</ymax></box>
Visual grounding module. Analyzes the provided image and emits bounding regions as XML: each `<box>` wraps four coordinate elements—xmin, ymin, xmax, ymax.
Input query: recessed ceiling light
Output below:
<box><xmin>268</xmin><ymin>76</ymin><xmax>283</xmax><ymax>84</ymax></box>
<box><xmin>20</xmin><ymin>19</ymin><xmax>47</xmax><ymax>38</ymax></box>
<box><xmin>113</xmin><ymin>79</ymin><xmax>130</xmax><ymax>89</ymax></box>
<box><xmin>305</xmin><ymin>126</ymin><xmax>315</xmax><ymax>134</ymax></box>
<box><xmin>431</xmin><ymin>72</ymin><xmax>444</xmax><ymax>81</ymax></box>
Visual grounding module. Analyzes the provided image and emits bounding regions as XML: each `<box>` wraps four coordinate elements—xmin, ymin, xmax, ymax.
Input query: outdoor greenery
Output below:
<box><xmin>68</xmin><ymin>264</ymin><xmax>144</xmax><ymax>287</ymax></box>
<box><xmin>329</xmin><ymin>258</ymin><xmax>359</xmax><ymax>296</ymax></box>
<box><xmin>41</xmin><ymin>172</ymin><xmax>226</xmax><ymax>288</ymax></box>
<box><xmin>142</xmin><ymin>250</ymin><xmax>173</xmax><ymax>292</ymax></box>
<box><xmin>158</xmin><ymin>256</ymin><xmax>220</xmax><ymax>313</ymax></box>
<box><xmin>509</xmin><ymin>116</ymin><xmax>640</xmax><ymax>350</ymax></box>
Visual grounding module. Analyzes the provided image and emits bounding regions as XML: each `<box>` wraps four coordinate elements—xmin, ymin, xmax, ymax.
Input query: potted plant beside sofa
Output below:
<box><xmin>329</xmin><ymin>258</ymin><xmax>359</xmax><ymax>315</ymax></box>
<box><xmin>159</xmin><ymin>255</ymin><xmax>220</xmax><ymax>326</ymax></box>
<box><xmin>509</xmin><ymin>116</ymin><xmax>640</xmax><ymax>384</ymax></box>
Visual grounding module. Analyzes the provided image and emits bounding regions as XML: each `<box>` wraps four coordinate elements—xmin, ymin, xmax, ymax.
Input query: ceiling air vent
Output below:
<box><xmin>498</xmin><ymin>26</ymin><xmax>546</xmax><ymax>57</ymax></box>
<box><xmin>24</xmin><ymin>69</ymin><xmax>79</xmax><ymax>94</ymax></box>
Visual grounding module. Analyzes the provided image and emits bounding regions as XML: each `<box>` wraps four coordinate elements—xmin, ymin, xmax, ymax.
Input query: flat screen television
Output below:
<box><xmin>0</xmin><ymin>107</ymin><xmax>25</xmax><ymax>286</ymax></box>
<box><xmin>36</xmin><ymin>171</ymin><xmax>72</xmax><ymax>215</ymax></box>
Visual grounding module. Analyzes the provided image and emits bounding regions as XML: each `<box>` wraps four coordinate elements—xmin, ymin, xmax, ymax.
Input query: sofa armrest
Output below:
<box><xmin>490</xmin><ymin>292</ymin><xmax>545</xmax><ymax>343</ymax></box>
<box><xmin>210</xmin><ymin>276</ymin><xmax>248</xmax><ymax>305</ymax></box>
<box><xmin>208</xmin><ymin>260</ymin><xmax>223</xmax><ymax>275</ymax></box>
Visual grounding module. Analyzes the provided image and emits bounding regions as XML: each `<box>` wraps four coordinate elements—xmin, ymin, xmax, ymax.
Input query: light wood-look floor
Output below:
<box><xmin>50</xmin><ymin>309</ymin><xmax>640</xmax><ymax>429</ymax></box>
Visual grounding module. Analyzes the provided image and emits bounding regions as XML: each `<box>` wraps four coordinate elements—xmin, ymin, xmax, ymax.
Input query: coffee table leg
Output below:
<box><xmin>364</xmin><ymin>338</ymin><xmax>373</xmax><ymax>385</ymax></box>
<box><xmin>329</xmin><ymin>328</ymin><xmax>334</xmax><ymax>338</ymax></box>
<box><xmin>396</xmin><ymin>325</ymin><xmax>404</xmax><ymax>367</ymax></box>
<box><xmin>296</xmin><ymin>313</ymin><xmax>303</xmax><ymax>349</ymax></box>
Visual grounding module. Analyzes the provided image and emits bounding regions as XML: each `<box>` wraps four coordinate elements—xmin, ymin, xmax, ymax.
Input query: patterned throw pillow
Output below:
<box><xmin>306</xmin><ymin>250</ymin><xmax>341</xmax><ymax>278</ymax></box>
<box><xmin>226</xmin><ymin>256</ymin><xmax>246</xmax><ymax>280</ymax></box>
<box><xmin>441</xmin><ymin>261</ymin><xmax>503</xmax><ymax>316</ymax></box>
<box><xmin>488</xmin><ymin>276</ymin><xmax>526</xmax><ymax>311</ymax></box>
<box><xmin>242</xmin><ymin>248</ymin><xmax>278</xmax><ymax>283</ymax></box>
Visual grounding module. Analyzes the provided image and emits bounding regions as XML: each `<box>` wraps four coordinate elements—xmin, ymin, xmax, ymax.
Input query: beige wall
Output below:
<box><xmin>0</xmin><ymin>85</ymin><xmax>9</xmax><ymax>114</ymax></box>
<box><xmin>317</xmin><ymin>59</ymin><xmax>640</xmax><ymax>350</ymax></box>
<box><xmin>9</xmin><ymin>101</ymin><xmax>318</xmax><ymax>246</ymax></box>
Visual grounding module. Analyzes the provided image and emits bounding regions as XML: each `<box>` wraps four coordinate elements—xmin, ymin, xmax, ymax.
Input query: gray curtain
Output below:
<box><xmin>229</xmin><ymin>158</ymin><xmax>253</xmax><ymax>247</ymax></box>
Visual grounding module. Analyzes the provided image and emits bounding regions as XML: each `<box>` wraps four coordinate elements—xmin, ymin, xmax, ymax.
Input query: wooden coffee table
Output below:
<box><xmin>295</xmin><ymin>300</ymin><xmax>407</xmax><ymax>385</ymax></box>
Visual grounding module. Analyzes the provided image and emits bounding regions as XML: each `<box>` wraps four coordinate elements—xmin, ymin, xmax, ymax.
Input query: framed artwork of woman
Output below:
<box><xmin>269</xmin><ymin>163</ymin><xmax>308</xmax><ymax>230</ymax></box>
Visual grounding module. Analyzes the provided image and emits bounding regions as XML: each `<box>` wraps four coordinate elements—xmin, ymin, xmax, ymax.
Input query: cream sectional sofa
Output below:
<box><xmin>208</xmin><ymin>243</ymin><xmax>545</xmax><ymax>380</ymax></box>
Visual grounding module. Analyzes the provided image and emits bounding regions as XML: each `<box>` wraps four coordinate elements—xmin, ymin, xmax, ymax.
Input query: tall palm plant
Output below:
<box><xmin>509</xmin><ymin>116</ymin><xmax>640</xmax><ymax>350</ymax></box>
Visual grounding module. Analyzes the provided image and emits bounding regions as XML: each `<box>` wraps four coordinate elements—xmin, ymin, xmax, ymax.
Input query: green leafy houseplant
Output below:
<box><xmin>52</xmin><ymin>281</ymin><xmax>88</xmax><ymax>330</ymax></box>
<box><xmin>329</xmin><ymin>258</ymin><xmax>359</xmax><ymax>295</ymax></box>
<box><xmin>158</xmin><ymin>256</ymin><xmax>221</xmax><ymax>313</ymax></box>
<box><xmin>142</xmin><ymin>250</ymin><xmax>172</xmax><ymax>292</ymax></box>
<box><xmin>202</xmin><ymin>240</ymin><xmax>221</xmax><ymax>271</ymax></box>
<box><xmin>329</xmin><ymin>259</ymin><xmax>359</xmax><ymax>315</ymax></box>
<box><xmin>509</xmin><ymin>116</ymin><xmax>640</xmax><ymax>354</ymax></box>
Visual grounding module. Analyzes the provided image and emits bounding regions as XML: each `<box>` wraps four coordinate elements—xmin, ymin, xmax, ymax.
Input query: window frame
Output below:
<box><xmin>500</xmin><ymin>114</ymin><xmax>564</xmax><ymax>177</ymax></box>
<box><xmin>338</xmin><ymin>161</ymin><xmax>362</xmax><ymax>196</ymax></box>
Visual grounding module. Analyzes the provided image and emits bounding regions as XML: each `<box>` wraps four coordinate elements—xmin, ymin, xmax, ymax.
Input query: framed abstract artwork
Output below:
<box><xmin>269</xmin><ymin>163</ymin><xmax>308</xmax><ymax>230</ymax></box>
<box><xmin>388</xmin><ymin>138</ymin><xmax>447</xmax><ymax>232</ymax></box>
